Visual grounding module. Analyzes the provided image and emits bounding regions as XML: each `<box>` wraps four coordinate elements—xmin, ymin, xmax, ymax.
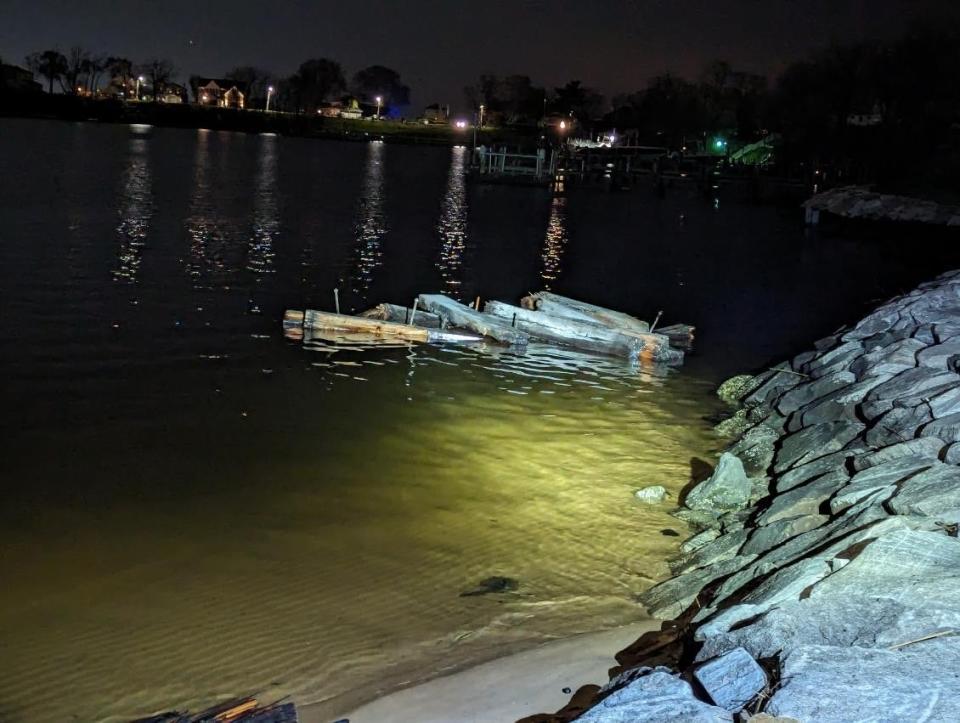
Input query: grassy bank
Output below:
<box><xmin>0</xmin><ymin>90</ymin><xmax>533</xmax><ymax>146</ymax></box>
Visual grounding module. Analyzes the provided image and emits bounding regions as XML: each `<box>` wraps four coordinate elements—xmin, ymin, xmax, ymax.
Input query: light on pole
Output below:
<box><xmin>375</xmin><ymin>95</ymin><xmax>382</xmax><ymax>119</ymax></box>
<box><xmin>266</xmin><ymin>85</ymin><xmax>274</xmax><ymax>112</ymax></box>
<box><xmin>136</xmin><ymin>75</ymin><xmax>145</xmax><ymax>101</ymax></box>
<box><xmin>479</xmin><ymin>103</ymin><xmax>485</xmax><ymax>129</ymax></box>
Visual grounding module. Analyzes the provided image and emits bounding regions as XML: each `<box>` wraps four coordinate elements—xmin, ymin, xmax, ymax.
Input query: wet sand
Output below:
<box><xmin>313</xmin><ymin>622</ymin><xmax>657</xmax><ymax>723</ymax></box>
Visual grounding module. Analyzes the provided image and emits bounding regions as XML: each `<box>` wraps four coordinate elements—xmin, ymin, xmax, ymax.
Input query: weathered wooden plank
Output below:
<box><xmin>657</xmin><ymin>323</ymin><xmax>696</xmax><ymax>349</ymax></box>
<box><xmin>488</xmin><ymin>301</ymin><xmax>681</xmax><ymax>363</ymax></box>
<box><xmin>300</xmin><ymin>309</ymin><xmax>482</xmax><ymax>344</ymax></box>
<box><xmin>483</xmin><ymin>300</ymin><xmax>644</xmax><ymax>359</ymax></box>
<box><xmin>521</xmin><ymin>291</ymin><xmax>651</xmax><ymax>334</ymax></box>
<box><xmin>418</xmin><ymin>294</ymin><xmax>530</xmax><ymax>346</ymax></box>
<box><xmin>359</xmin><ymin>303</ymin><xmax>442</xmax><ymax>328</ymax></box>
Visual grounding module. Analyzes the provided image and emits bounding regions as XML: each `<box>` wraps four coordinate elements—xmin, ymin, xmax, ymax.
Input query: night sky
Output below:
<box><xmin>2</xmin><ymin>0</ymin><xmax>956</xmax><ymax>109</ymax></box>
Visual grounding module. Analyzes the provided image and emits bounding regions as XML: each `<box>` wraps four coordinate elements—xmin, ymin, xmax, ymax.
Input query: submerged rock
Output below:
<box><xmin>718</xmin><ymin>374</ymin><xmax>759</xmax><ymax>406</ymax></box>
<box><xmin>635</xmin><ymin>485</ymin><xmax>668</xmax><ymax>504</ymax></box>
<box><xmin>684</xmin><ymin>453</ymin><xmax>752</xmax><ymax>512</ymax></box>
<box><xmin>459</xmin><ymin>576</ymin><xmax>518</xmax><ymax>597</ymax></box>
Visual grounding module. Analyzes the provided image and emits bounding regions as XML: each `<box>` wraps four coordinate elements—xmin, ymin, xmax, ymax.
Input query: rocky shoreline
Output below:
<box><xmin>555</xmin><ymin>271</ymin><xmax>960</xmax><ymax>721</ymax></box>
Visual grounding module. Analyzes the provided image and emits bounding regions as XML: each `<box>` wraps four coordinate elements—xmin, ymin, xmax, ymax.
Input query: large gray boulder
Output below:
<box><xmin>684</xmin><ymin>453</ymin><xmax>753</xmax><ymax>512</ymax></box>
<box><xmin>767</xmin><ymin>639</ymin><xmax>960</xmax><ymax>722</ymax></box>
<box><xmin>576</xmin><ymin>668</ymin><xmax>732</xmax><ymax>723</ymax></box>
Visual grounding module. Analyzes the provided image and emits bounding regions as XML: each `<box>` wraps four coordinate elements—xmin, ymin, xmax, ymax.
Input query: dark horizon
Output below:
<box><xmin>2</xmin><ymin>0</ymin><xmax>957</xmax><ymax>111</ymax></box>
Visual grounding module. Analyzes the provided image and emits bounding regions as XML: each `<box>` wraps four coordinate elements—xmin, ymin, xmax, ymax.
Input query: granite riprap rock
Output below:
<box><xmin>829</xmin><ymin>456</ymin><xmax>934</xmax><ymax>513</ymax></box>
<box><xmin>635</xmin><ymin>485</ymin><xmax>668</xmax><ymax>503</ymax></box>
<box><xmin>789</xmin><ymin>375</ymin><xmax>892</xmax><ymax>431</ymax></box>
<box><xmin>766</xmin><ymin>638</ymin><xmax>960</xmax><ymax>722</ymax></box>
<box><xmin>920</xmin><ymin>411</ymin><xmax>960</xmax><ymax>442</ymax></box>
<box><xmin>718</xmin><ymin>374</ymin><xmax>760</xmax><ymax>406</ymax></box>
<box><xmin>727</xmin><ymin>424</ymin><xmax>778</xmax><ymax>476</ymax></box>
<box><xmin>917</xmin><ymin>336</ymin><xmax>960</xmax><ymax>369</ymax></box>
<box><xmin>714</xmin><ymin>408</ymin><xmax>751</xmax><ymax>438</ymax></box>
<box><xmin>742</xmin><ymin>368</ymin><xmax>801</xmax><ymax>409</ymax></box>
<box><xmin>681</xmin><ymin>528</ymin><xmax>722</xmax><ymax>554</ymax></box>
<box><xmin>693</xmin><ymin>558</ymin><xmax>833</xmax><ymax>638</ymax></box>
<box><xmin>863</xmin><ymin>404</ymin><xmax>933</xmax><ymax>447</ymax></box>
<box><xmin>927</xmin><ymin>384</ymin><xmax>960</xmax><ymax>418</ymax></box>
<box><xmin>850</xmin><ymin>437</ymin><xmax>945</xmax><ymax>471</ymax></box>
<box><xmin>639</xmin><ymin>554</ymin><xmax>757</xmax><ymax>619</ymax></box>
<box><xmin>887</xmin><ymin>464</ymin><xmax>960</xmax><ymax>522</ymax></box>
<box><xmin>694</xmin><ymin>647</ymin><xmax>767</xmax><ymax>713</ymax></box>
<box><xmin>776</xmin><ymin>371</ymin><xmax>856</xmax><ymax>416</ymax></box>
<box><xmin>774</xmin><ymin>450</ymin><xmax>856</xmax><ymax>492</ymax></box>
<box><xmin>848</xmin><ymin>337</ymin><xmax>925</xmax><ymax>379</ymax></box>
<box><xmin>860</xmin><ymin>367</ymin><xmax>957</xmax><ymax>419</ymax></box>
<box><xmin>773</xmin><ymin>420</ymin><xmax>864</xmax><ymax>473</ymax></box>
<box><xmin>740</xmin><ymin>514</ymin><xmax>828</xmax><ymax>557</ymax></box>
<box><xmin>801</xmin><ymin>340</ymin><xmax>863</xmax><ymax>378</ymax></box>
<box><xmin>576</xmin><ymin>667</ymin><xmax>732</xmax><ymax>723</ymax></box>
<box><xmin>840</xmin><ymin>304</ymin><xmax>901</xmax><ymax>342</ymax></box>
<box><xmin>756</xmin><ymin>469</ymin><xmax>849</xmax><ymax>525</ymax></box>
<box><xmin>673</xmin><ymin>529</ymin><xmax>749</xmax><ymax>575</ymax></box>
<box><xmin>685</xmin><ymin>453</ymin><xmax>753</xmax><ymax>512</ymax></box>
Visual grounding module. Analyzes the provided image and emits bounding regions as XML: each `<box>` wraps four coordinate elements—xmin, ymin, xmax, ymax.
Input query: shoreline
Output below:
<box><xmin>304</xmin><ymin>621</ymin><xmax>658</xmax><ymax>723</ymax></box>
<box><xmin>525</xmin><ymin>269</ymin><xmax>960</xmax><ymax>721</ymax></box>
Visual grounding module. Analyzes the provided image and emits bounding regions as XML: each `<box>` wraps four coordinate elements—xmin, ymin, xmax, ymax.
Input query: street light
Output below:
<box><xmin>136</xmin><ymin>75</ymin><xmax>145</xmax><ymax>101</ymax></box>
<box><xmin>266</xmin><ymin>85</ymin><xmax>275</xmax><ymax>112</ymax></box>
<box><xmin>479</xmin><ymin>104</ymin><xmax>485</xmax><ymax>129</ymax></box>
<box><xmin>375</xmin><ymin>95</ymin><xmax>382</xmax><ymax>119</ymax></box>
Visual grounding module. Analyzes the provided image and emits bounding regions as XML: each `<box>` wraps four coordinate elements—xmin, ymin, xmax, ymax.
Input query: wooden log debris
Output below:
<box><xmin>484</xmin><ymin>300</ymin><xmax>645</xmax><ymax>360</ymax></box>
<box><xmin>418</xmin><ymin>294</ymin><xmax>530</xmax><ymax>346</ymax></box>
<box><xmin>521</xmin><ymin>291</ymin><xmax>651</xmax><ymax>335</ymax></box>
<box><xmin>656</xmin><ymin>323</ymin><xmax>696</xmax><ymax>349</ymax></box>
<box><xmin>295</xmin><ymin>309</ymin><xmax>482</xmax><ymax>344</ymax></box>
<box><xmin>360</xmin><ymin>303</ymin><xmax>442</xmax><ymax>328</ymax></box>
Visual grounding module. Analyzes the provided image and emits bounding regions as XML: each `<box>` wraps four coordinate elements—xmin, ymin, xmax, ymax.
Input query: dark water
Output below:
<box><xmin>2</xmin><ymin>118</ymin><xmax>959</xmax><ymax>722</ymax></box>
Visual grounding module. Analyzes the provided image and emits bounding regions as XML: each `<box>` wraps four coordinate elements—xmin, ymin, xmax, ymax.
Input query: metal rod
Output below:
<box><xmin>334</xmin><ymin>288</ymin><xmax>340</xmax><ymax>315</ymax></box>
<box><xmin>650</xmin><ymin>310</ymin><xmax>663</xmax><ymax>332</ymax></box>
<box><xmin>409</xmin><ymin>298</ymin><xmax>419</xmax><ymax>326</ymax></box>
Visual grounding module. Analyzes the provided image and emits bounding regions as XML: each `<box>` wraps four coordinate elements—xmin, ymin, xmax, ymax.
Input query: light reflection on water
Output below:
<box><xmin>436</xmin><ymin>145</ymin><xmax>468</xmax><ymax>299</ymax></box>
<box><xmin>343</xmin><ymin>141</ymin><xmax>387</xmax><ymax>304</ymax></box>
<box><xmin>247</xmin><ymin>134</ymin><xmax>278</xmax><ymax>276</ymax></box>
<box><xmin>112</xmin><ymin>136</ymin><xmax>153</xmax><ymax>283</ymax></box>
<box><xmin>541</xmin><ymin>195</ymin><xmax>568</xmax><ymax>289</ymax></box>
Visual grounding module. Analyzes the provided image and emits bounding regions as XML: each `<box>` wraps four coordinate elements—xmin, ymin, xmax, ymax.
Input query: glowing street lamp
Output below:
<box><xmin>479</xmin><ymin>104</ymin><xmax>485</xmax><ymax>128</ymax></box>
<box><xmin>266</xmin><ymin>85</ymin><xmax>275</xmax><ymax>112</ymax></box>
<box><xmin>136</xmin><ymin>75</ymin><xmax>145</xmax><ymax>101</ymax></box>
<box><xmin>375</xmin><ymin>95</ymin><xmax>382</xmax><ymax>119</ymax></box>
<box><xmin>559</xmin><ymin>120</ymin><xmax>566</xmax><ymax>131</ymax></box>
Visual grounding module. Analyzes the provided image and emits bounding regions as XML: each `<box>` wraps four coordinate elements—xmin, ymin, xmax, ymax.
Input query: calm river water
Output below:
<box><xmin>2</xmin><ymin>118</ymin><xmax>959</xmax><ymax>722</ymax></box>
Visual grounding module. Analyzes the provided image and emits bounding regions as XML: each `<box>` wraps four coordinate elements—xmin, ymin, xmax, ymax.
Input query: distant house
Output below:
<box><xmin>194</xmin><ymin>78</ymin><xmax>247</xmax><ymax>109</ymax></box>
<box><xmin>317</xmin><ymin>97</ymin><xmax>364</xmax><ymax>119</ymax></box>
<box><xmin>421</xmin><ymin>103</ymin><xmax>449</xmax><ymax>124</ymax></box>
<box><xmin>0</xmin><ymin>64</ymin><xmax>41</xmax><ymax>93</ymax></box>
<box><xmin>161</xmin><ymin>83</ymin><xmax>187</xmax><ymax>104</ymax></box>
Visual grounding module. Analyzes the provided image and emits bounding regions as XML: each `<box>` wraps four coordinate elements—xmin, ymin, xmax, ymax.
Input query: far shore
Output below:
<box><xmin>0</xmin><ymin>91</ymin><xmax>528</xmax><ymax>146</ymax></box>
<box><xmin>302</xmin><ymin>621</ymin><xmax>657</xmax><ymax>723</ymax></box>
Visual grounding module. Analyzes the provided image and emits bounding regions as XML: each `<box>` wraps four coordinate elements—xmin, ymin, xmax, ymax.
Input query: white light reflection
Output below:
<box><xmin>343</xmin><ymin>140</ymin><xmax>387</xmax><ymax>304</ymax></box>
<box><xmin>247</xmin><ymin>134</ymin><xmax>279</xmax><ymax>275</ymax></box>
<box><xmin>112</xmin><ymin>137</ymin><xmax>153</xmax><ymax>283</ymax></box>
<box><xmin>436</xmin><ymin>145</ymin><xmax>468</xmax><ymax>298</ymax></box>
<box><xmin>541</xmin><ymin>195</ymin><xmax>568</xmax><ymax>289</ymax></box>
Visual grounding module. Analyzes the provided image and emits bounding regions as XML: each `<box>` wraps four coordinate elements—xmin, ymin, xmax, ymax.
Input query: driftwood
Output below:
<box><xmin>296</xmin><ymin>309</ymin><xmax>482</xmax><ymax>344</ymax></box>
<box><xmin>418</xmin><ymin>294</ymin><xmax>530</xmax><ymax>346</ymax></box>
<box><xmin>521</xmin><ymin>292</ymin><xmax>651</xmax><ymax>335</ymax></box>
<box><xmin>656</xmin><ymin>323</ymin><xmax>696</xmax><ymax>349</ymax></box>
<box><xmin>359</xmin><ymin>303</ymin><xmax>442</xmax><ymax>328</ymax></box>
<box><xmin>484</xmin><ymin>300</ymin><xmax>648</xmax><ymax>360</ymax></box>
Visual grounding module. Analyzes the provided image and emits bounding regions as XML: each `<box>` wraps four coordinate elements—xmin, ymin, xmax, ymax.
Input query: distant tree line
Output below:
<box><xmin>20</xmin><ymin>47</ymin><xmax>411</xmax><ymax>115</ymax></box>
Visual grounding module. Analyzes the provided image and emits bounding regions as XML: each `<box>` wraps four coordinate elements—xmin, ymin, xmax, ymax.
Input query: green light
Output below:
<box><xmin>713</xmin><ymin>137</ymin><xmax>726</xmax><ymax>150</ymax></box>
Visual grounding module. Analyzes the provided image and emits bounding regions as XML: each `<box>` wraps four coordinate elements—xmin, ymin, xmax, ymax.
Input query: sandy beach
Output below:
<box><xmin>306</xmin><ymin>621</ymin><xmax>657</xmax><ymax>723</ymax></box>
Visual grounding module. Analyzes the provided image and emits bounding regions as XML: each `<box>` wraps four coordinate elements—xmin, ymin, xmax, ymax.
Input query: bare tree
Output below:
<box><xmin>83</xmin><ymin>54</ymin><xmax>107</xmax><ymax>94</ymax></box>
<box><xmin>139</xmin><ymin>58</ymin><xmax>175</xmax><ymax>102</ymax></box>
<box><xmin>61</xmin><ymin>46</ymin><xmax>89</xmax><ymax>94</ymax></box>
